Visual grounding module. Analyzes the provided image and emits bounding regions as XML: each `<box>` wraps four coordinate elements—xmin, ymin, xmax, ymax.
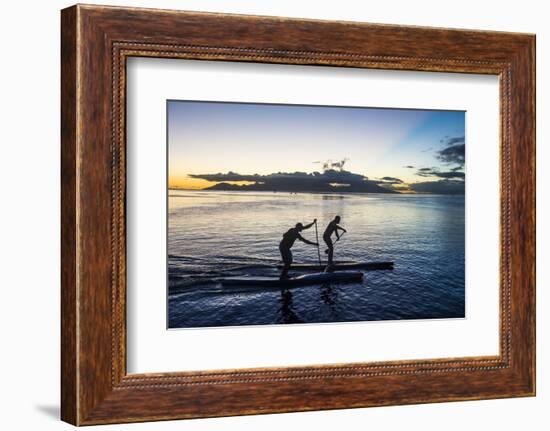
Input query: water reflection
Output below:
<box><xmin>320</xmin><ymin>283</ymin><xmax>337</xmax><ymax>308</ymax></box>
<box><xmin>278</xmin><ymin>289</ymin><xmax>303</xmax><ymax>324</ymax></box>
<box><xmin>168</xmin><ymin>191</ymin><xmax>465</xmax><ymax>328</ymax></box>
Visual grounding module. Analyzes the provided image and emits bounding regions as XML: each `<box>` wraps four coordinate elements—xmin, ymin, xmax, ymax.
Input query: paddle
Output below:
<box><xmin>325</xmin><ymin>231</ymin><xmax>345</xmax><ymax>254</ymax></box>
<box><xmin>314</xmin><ymin>219</ymin><xmax>322</xmax><ymax>266</ymax></box>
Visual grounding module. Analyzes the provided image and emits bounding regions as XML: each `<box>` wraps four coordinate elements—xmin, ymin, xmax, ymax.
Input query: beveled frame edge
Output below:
<box><xmin>61</xmin><ymin>4</ymin><xmax>535</xmax><ymax>425</ymax></box>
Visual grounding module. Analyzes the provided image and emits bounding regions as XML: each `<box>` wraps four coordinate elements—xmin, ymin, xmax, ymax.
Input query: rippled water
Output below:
<box><xmin>168</xmin><ymin>190</ymin><xmax>465</xmax><ymax>328</ymax></box>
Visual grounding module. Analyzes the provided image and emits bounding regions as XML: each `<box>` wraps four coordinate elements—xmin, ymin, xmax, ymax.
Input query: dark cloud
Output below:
<box><xmin>190</xmin><ymin>169</ymin><xmax>371</xmax><ymax>184</ymax></box>
<box><xmin>437</xmin><ymin>143</ymin><xmax>465</xmax><ymax>167</ymax></box>
<box><xmin>434</xmin><ymin>171</ymin><xmax>465</xmax><ymax>179</ymax></box>
<box><xmin>378</xmin><ymin>176</ymin><xmax>404</xmax><ymax>184</ymax></box>
<box><xmin>191</xmin><ymin>167</ymin><xmax>463</xmax><ymax>195</ymax></box>
<box><xmin>189</xmin><ymin>171</ymin><xmax>263</xmax><ymax>182</ymax></box>
<box><xmin>416</xmin><ymin>167</ymin><xmax>465</xmax><ymax>179</ymax></box>
<box><xmin>441</xmin><ymin>136</ymin><xmax>465</xmax><ymax>146</ymax></box>
<box><xmin>190</xmin><ymin>169</ymin><xmax>397</xmax><ymax>194</ymax></box>
<box><xmin>409</xmin><ymin>179</ymin><xmax>465</xmax><ymax>195</ymax></box>
<box><xmin>404</xmin><ymin>165</ymin><xmax>415</xmax><ymax>169</ymax></box>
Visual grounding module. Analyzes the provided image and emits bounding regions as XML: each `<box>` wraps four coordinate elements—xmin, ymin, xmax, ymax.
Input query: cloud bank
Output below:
<box><xmin>440</xmin><ymin>136</ymin><xmax>465</xmax><ymax>146</ymax></box>
<box><xmin>184</xmin><ymin>133</ymin><xmax>467</xmax><ymax>195</ymax></box>
<box><xmin>416</xmin><ymin>167</ymin><xmax>465</xmax><ymax>179</ymax></box>
<box><xmin>189</xmin><ymin>170</ymin><xmax>397</xmax><ymax>194</ymax></box>
<box><xmin>403</xmin><ymin>134</ymin><xmax>465</xmax><ymax>194</ymax></box>
<box><xmin>437</xmin><ymin>143</ymin><xmax>465</xmax><ymax>168</ymax></box>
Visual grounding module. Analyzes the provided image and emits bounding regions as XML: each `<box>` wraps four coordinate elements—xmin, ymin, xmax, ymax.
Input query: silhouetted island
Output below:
<box><xmin>180</xmin><ymin>168</ymin><xmax>466</xmax><ymax>194</ymax></box>
<box><xmin>206</xmin><ymin>182</ymin><xmax>396</xmax><ymax>193</ymax></box>
<box><xmin>195</xmin><ymin>169</ymin><xmax>399</xmax><ymax>194</ymax></box>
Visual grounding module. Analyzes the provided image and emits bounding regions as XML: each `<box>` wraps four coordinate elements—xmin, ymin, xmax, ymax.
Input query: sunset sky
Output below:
<box><xmin>168</xmin><ymin>100</ymin><xmax>465</xmax><ymax>192</ymax></box>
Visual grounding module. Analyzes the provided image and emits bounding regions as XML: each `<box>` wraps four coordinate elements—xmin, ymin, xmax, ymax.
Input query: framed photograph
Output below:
<box><xmin>61</xmin><ymin>4</ymin><xmax>535</xmax><ymax>425</ymax></box>
<box><xmin>165</xmin><ymin>100</ymin><xmax>465</xmax><ymax>329</ymax></box>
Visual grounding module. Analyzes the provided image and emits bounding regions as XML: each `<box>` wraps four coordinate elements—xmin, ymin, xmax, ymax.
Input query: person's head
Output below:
<box><xmin>334</xmin><ymin>215</ymin><xmax>341</xmax><ymax>223</ymax></box>
<box><xmin>295</xmin><ymin>222</ymin><xmax>304</xmax><ymax>231</ymax></box>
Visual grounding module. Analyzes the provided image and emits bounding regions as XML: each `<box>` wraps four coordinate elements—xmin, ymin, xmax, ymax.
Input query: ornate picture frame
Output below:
<box><xmin>61</xmin><ymin>4</ymin><xmax>535</xmax><ymax>425</ymax></box>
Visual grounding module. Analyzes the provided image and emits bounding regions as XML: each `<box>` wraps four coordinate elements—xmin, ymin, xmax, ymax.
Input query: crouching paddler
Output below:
<box><xmin>279</xmin><ymin>219</ymin><xmax>318</xmax><ymax>280</ymax></box>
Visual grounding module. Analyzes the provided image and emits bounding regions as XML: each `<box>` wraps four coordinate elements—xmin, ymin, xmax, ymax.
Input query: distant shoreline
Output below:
<box><xmin>168</xmin><ymin>188</ymin><xmax>465</xmax><ymax>196</ymax></box>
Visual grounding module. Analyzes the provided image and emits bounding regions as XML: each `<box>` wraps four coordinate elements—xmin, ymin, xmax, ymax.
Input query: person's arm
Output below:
<box><xmin>302</xmin><ymin>218</ymin><xmax>317</xmax><ymax>230</ymax></box>
<box><xmin>336</xmin><ymin>224</ymin><xmax>347</xmax><ymax>233</ymax></box>
<box><xmin>297</xmin><ymin>234</ymin><xmax>318</xmax><ymax>246</ymax></box>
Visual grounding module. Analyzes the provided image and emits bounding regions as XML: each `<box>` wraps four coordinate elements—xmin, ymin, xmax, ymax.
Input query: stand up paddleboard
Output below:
<box><xmin>276</xmin><ymin>261</ymin><xmax>394</xmax><ymax>271</ymax></box>
<box><xmin>219</xmin><ymin>271</ymin><xmax>363</xmax><ymax>287</ymax></box>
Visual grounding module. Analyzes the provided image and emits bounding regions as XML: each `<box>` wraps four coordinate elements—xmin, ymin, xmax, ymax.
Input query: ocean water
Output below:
<box><xmin>168</xmin><ymin>190</ymin><xmax>465</xmax><ymax>328</ymax></box>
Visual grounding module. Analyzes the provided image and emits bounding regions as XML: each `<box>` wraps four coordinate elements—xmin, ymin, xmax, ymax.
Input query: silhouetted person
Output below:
<box><xmin>279</xmin><ymin>219</ymin><xmax>318</xmax><ymax>279</ymax></box>
<box><xmin>323</xmin><ymin>215</ymin><xmax>347</xmax><ymax>268</ymax></box>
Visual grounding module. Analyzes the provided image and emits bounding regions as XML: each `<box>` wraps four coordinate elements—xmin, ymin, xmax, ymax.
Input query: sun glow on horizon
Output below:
<box><xmin>169</xmin><ymin>176</ymin><xmax>256</xmax><ymax>190</ymax></box>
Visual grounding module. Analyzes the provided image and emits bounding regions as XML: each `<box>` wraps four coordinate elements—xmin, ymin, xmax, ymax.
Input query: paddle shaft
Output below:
<box><xmin>325</xmin><ymin>231</ymin><xmax>345</xmax><ymax>253</ymax></box>
<box><xmin>314</xmin><ymin>220</ymin><xmax>322</xmax><ymax>266</ymax></box>
<box><xmin>335</xmin><ymin>230</ymin><xmax>346</xmax><ymax>245</ymax></box>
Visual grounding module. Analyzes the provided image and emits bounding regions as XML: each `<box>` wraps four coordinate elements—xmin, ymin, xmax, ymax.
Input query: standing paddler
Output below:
<box><xmin>279</xmin><ymin>219</ymin><xmax>318</xmax><ymax>280</ymax></box>
<box><xmin>323</xmin><ymin>215</ymin><xmax>347</xmax><ymax>269</ymax></box>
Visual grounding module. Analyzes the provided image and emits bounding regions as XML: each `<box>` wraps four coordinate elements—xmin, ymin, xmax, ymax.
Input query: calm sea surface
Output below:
<box><xmin>168</xmin><ymin>190</ymin><xmax>465</xmax><ymax>328</ymax></box>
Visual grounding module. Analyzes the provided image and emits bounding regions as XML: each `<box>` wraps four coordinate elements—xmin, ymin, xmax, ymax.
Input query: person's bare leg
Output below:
<box><xmin>324</xmin><ymin>236</ymin><xmax>334</xmax><ymax>272</ymax></box>
<box><xmin>280</xmin><ymin>264</ymin><xmax>290</xmax><ymax>279</ymax></box>
<box><xmin>280</xmin><ymin>248</ymin><xmax>292</xmax><ymax>279</ymax></box>
<box><xmin>325</xmin><ymin>246</ymin><xmax>335</xmax><ymax>272</ymax></box>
